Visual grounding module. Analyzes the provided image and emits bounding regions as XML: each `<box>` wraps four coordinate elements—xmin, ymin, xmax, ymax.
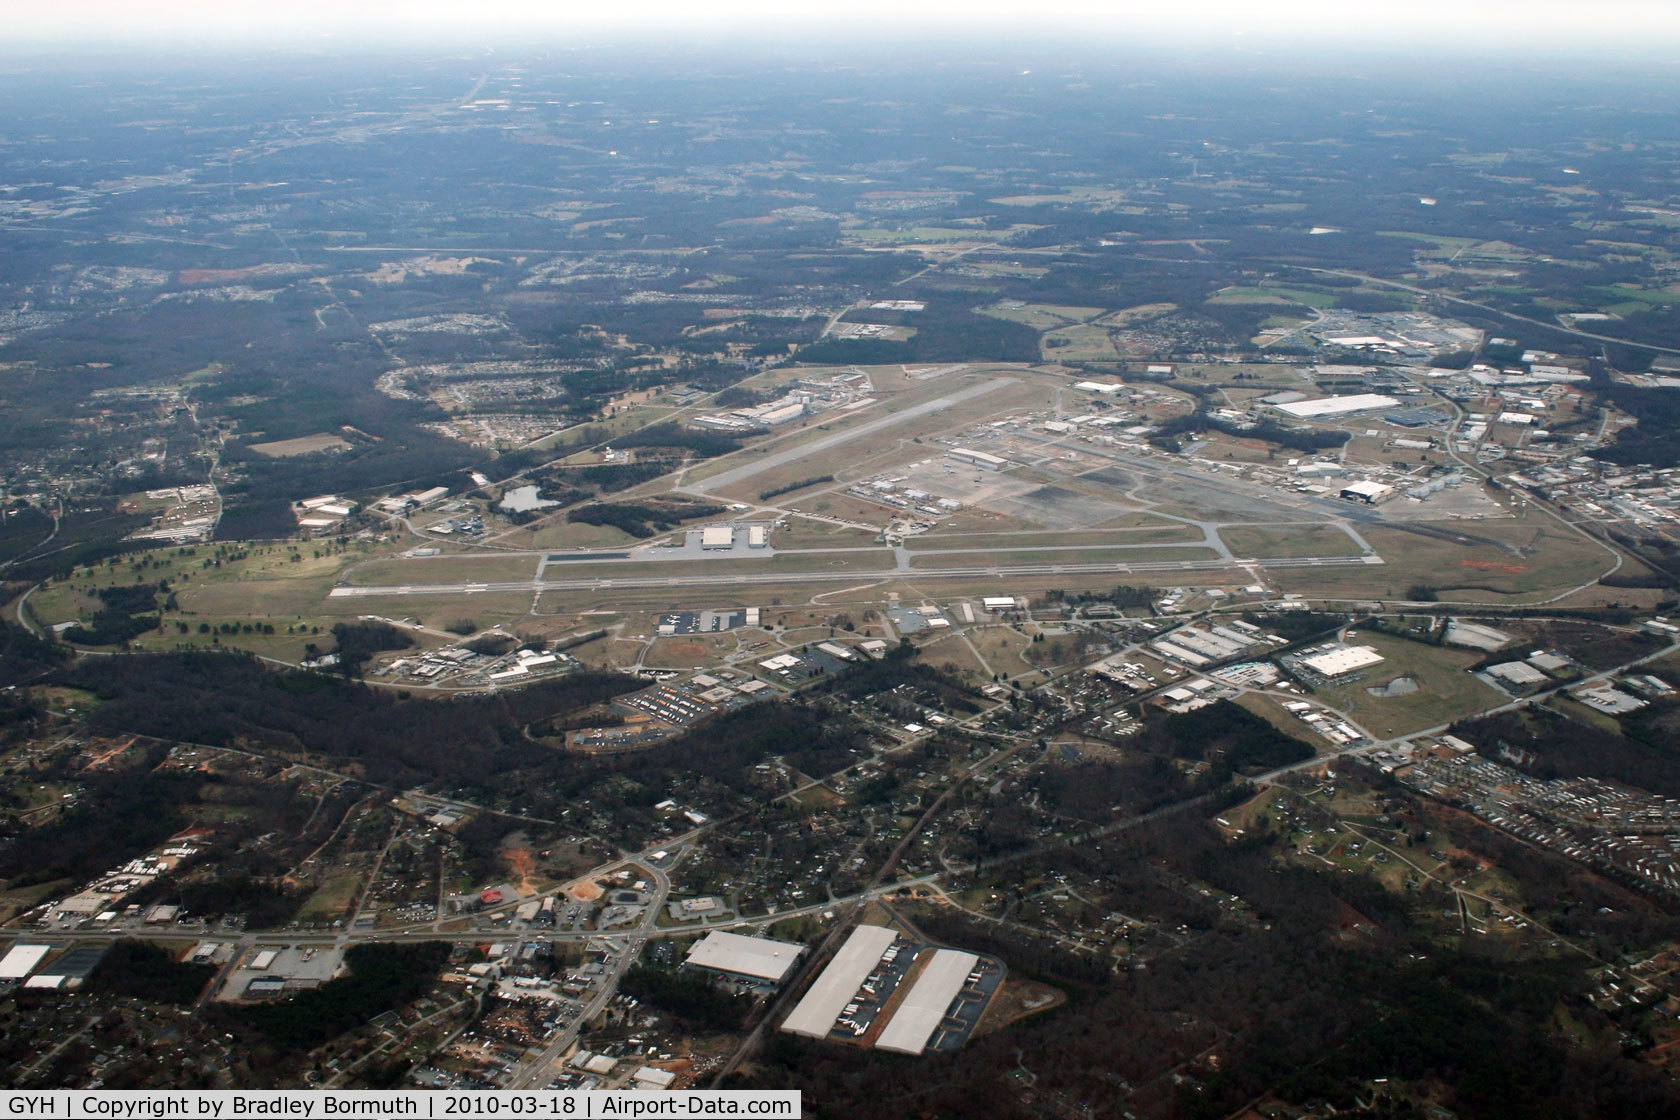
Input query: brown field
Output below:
<box><xmin>248</xmin><ymin>432</ymin><xmax>352</xmax><ymax>457</ymax></box>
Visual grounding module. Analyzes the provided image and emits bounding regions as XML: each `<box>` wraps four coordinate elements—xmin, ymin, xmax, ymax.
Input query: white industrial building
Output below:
<box><xmin>1299</xmin><ymin>646</ymin><xmax>1385</xmax><ymax>679</ymax></box>
<box><xmin>782</xmin><ymin>925</ymin><xmax>898</xmax><ymax>1038</ymax></box>
<box><xmin>1485</xmin><ymin>661</ymin><xmax>1548</xmax><ymax>687</ymax></box>
<box><xmin>0</xmin><ymin>944</ymin><xmax>51</xmax><ymax>980</ymax></box>
<box><xmin>683</xmin><ymin>931</ymin><xmax>804</xmax><ymax>987</ymax></box>
<box><xmin>875</xmin><ymin>949</ymin><xmax>980</xmax><ymax>1056</ymax></box>
<box><xmin>947</xmin><ymin>448</ymin><xmax>1007</xmax><ymax>471</ymax></box>
<box><xmin>1274</xmin><ymin>394</ymin><xmax>1401</xmax><ymax>419</ymax></box>
<box><xmin>700</xmin><ymin>526</ymin><xmax>735</xmax><ymax>550</ymax></box>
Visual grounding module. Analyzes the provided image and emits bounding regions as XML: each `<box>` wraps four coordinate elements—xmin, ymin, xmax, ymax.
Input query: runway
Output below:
<box><xmin>686</xmin><ymin>376</ymin><xmax>1017</xmax><ymax>494</ymax></box>
<box><xmin>328</xmin><ymin>552</ymin><xmax>1381</xmax><ymax>597</ymax></box>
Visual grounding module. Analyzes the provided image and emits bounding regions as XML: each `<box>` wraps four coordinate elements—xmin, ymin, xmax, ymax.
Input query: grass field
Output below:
<box><xmin>1308</xmin><ymin>632</ymin><xmax>1503</xmax><ymax>737</ymax></box>
<box><xmin>1267</xmin><ymin>513</ymin><xmax>1617</xmax><ymax>602</ymax></box>
<box><xmin>344</xmin><ymin>555</ymin><xmax>541</xmax><ymax>586</ymax></box>
<box><xmin>917</xmin><ymin>632</ymin><xmax>990</xmax><ymax>680</ymax></box>
<box><xmin>248</xmin><ymin>432</ymin><xmax>352</xmax><ymax>457</ymax></box>
<box><xmin>1042</xmin><ymin>324</ymin><xmax>1122</xmax><ymax>362</ymax></box>
<box><xmin>969</xmin><ymin>626</ymin><xmax>1034</xmax><ymax>676</ymax></box>
<box><xmin>914</xmin><ymin>525</ymin><xmax>1196</xmax><ymax>550</ymax></box>
<box><xmin>908</xmin><ymin>545</ymin><xmax>1219</xmax><ymax>569</ymax></box>
<box><xmin>1221</xmin><ymin>524</ymin><xmax>1364</xmax><ymax>559</ymax></box>
<box><xmin>505</xmin><ymin>519</ymin><xmax>638</xmax><ymax>550</ymax></box>
<box><xmin>296</xmin><ymin>871</ymin><xmax>363</xmax><ymax>924</ymax></box>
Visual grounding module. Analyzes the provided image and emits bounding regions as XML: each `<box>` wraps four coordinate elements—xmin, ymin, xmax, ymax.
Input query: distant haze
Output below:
<box><xmin>8</xmin><ymin>1</ymin><xmax>1680</xmax><ymax>53</ymax></box>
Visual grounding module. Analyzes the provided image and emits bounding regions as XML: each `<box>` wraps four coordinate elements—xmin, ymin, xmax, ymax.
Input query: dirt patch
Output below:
<box><xmin>973</xmin><ymin>976</ymin><xmax>1065</xmax><ymax>1037</ymax></box>
<box><xmin>1461</xmin><ymin>559</ymin><xmax>1527</xmax><ymax>575</ymax></box>
<box><xmin>566</xmin><ymin>879</ymin><xmax>605</xmax><ymax>902</ymax></box>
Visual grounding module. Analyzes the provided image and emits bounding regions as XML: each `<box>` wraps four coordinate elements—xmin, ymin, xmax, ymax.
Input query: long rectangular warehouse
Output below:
<box><xmin>0</xmin><ymin>943</ymin><xmax>51</xmax><ymax>980</ymax></box>
<box><xmin>781</xmin><ymin>924</ymin><xmax>898</xmax><ymax>1038</ymax></box>
<box><xmin>875</xmin><ymin>949</ymin><xmax>979</xmax><ymax>1055</ymax></box>
<box><xmin>1274</xmin><ymin>393</ymin><xmax>1400</xmax><ymax>418</ymax></box>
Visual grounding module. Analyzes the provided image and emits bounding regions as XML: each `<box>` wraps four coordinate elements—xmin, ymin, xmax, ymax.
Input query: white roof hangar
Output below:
<box><xmin>1339</xmin><ymin>480</ymin><xmax>1393</xmax><ymax>503</ymax></box>
<box><xmin>683</xmin><ymin>931</ymin><xmax>803</xmax><ymax>985</ymax></box>
<box><xmin>1299</xmin><ymin>646</ymin><xmax>1385</xmax><ymax>678</ymax></box>
<box><xmin>1274</xmin><ymin>394</ymin><xmax>1401</xmax><ymax>419</ymax></box>
<box><xmin>875</xmin><ymin>949</ymin><xmax>980</xmax><ymax>1055</ymax></box>
<box><xmin>781</xmin><ymin>924</ymin><xmax>898</xmax><ymax>1038</ymax></box>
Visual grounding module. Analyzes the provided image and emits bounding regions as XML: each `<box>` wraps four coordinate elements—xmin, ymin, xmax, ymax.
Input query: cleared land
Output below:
<box><xmin>247</xmin><ymin>432</ymin><xmax>353</xmax><ymax>457</ymax></box>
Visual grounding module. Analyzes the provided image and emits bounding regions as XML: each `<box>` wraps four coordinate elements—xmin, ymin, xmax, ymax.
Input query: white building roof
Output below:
<box><xmin>684</xmin><ymin>931</ymin><xmax>802</xmax><ymax>983</ymax></box>
<box><xmin>1487</xmin><ymin>661</ymin><xmax>1548</xmax><ymax>686</ymax></box>
<box><xmin>1275</xmin><ymin>394</ymin><xmax>1401</xmax><ymax>418</ymax></box>
<box><xmin>0</xmin><ymin>944</ymin><xmax>51</xmax><ymax>979</ymax></box>
<box><xmin>875</xmin><ymin>949</ymin><xmax>980</xmax><ymax>1055</ymax></box>
<box><xmin>700</xmin><ymin>526</ymin><xmax>734</xmax><ymax>547</ymax></box>
<box><xmin>782</xmin><ymin>925</ymin><xmax>897</xmax><ymax>1038</ymax></box>
<box><xmin>1299</xmin><ymin>646</ymin><xmax>1385</xmax><ymax>677</ymax></box>
<box><xmin>1340</xmin><ymin>481</ymin><xmax>1393</xmax><ymax>500</ymax></box>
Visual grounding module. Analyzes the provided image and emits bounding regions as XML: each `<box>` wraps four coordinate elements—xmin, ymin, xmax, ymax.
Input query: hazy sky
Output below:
<box><xmin>10</xmin><ymin>1</ymin><xmax>1680</xmax><ymax>52</ymax></box>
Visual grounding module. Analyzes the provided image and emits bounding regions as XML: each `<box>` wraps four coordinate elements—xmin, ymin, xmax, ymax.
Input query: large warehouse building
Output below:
<box><xmin>875</xmin><ymin>949</ymin><xmax>980</xmax><ymax>1056</ymax></box>
<box><xmin>683</xmin><ymin>931</ymin><xmax>804</xmax><ymax>988</ymax></box>
<box><xmin>1274</xmin><ymin>394</ymin><xmax>1401</xmax><ymax>419</ymax></box>
<box><xmin>1299</xmin><ymin>645</ymin><xmax>1385</xmax><ymax>680</ymax></box>
<box><xmin>781</xmin><ymin>925</ymin><xmax>899</xmax><ymax>1038</ymax></box>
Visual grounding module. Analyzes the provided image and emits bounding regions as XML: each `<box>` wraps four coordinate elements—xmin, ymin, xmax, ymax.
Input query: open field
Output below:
<box><xmin>908</xmin><ymin>545</ymin><xmax>1219</xmax><ymax>568</ymax></box>
<box><xmin>296</xmin><ymin>871</ymin><xmax>363</xmax><ymax>924</ymax></box>
<box><xmin>344</xmin><ymin>554</ymin><xmax>541</xmax><ymax>586</ymax></box>
<box><xmin>978</xmin><ymin>302</ymin><xmax>1106</xmax><ymax>330</ymax></box>
<box><xmin>914</xmin><ymin>524</ymin><xmax>1197</xmax><ymax>549</ymax></box>
<box><xmin>1041</xmin><ymin>324</ymin><xmax>1123</xmax><ymax>362</ymax></box>
<box><xmin>247</xmin><ymin>432</ymin><xmax>352</xmax><ymax>457</ymax></box>
<box><xmin>968</xmin><ymin>626</ymin><xmax>1035</xmax><ymax>676</ymax></box>
<box><xmin>916</xmin><ymin>632</ymin><xmax>990</xmax><ymax>678</ymax></box>
<box><xmin>1266</xmin><ymin>513</ymin><xmax>1617</xmax><ymax>602</ymax></box>
<box><xmin>503</xmin><ymin>520</ymin><xmax>639</xmax><ymax>550</ymax></box>
<box><xmin>1221</xmin><ymin>524</ymin><xmax>1364</xmax><ymax>559</ymax></box>
<box><xmin>1308</xmin><ymin>632</ymin><xmax>1504</xmax><ymax>737</ymax></box>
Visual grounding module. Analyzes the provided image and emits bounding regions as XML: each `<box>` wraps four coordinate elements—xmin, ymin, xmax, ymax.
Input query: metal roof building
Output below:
<box><xmin>0</xmin><ymin>944</ymin><xmax>51</xmax><ymax>980</ymax></box>
<box><xmin>875</xmin><ymin>949</ymin><xmax>979</xmax><ymax>1055</ymax></box>
<box><xmin>1275</xmin><ymin>394</ymin><xmax>1400</xmax><ymax>418</ymax></box>
<box><xmin>683</xmin><ymin>931</ymin><xmax>803</xmax><ymax>985</ymax></box>
<box><xmin>1299</xmin><ymin>646</ymin><xmax>1385</xmax><ymax>679</ymax></box>
<box><xmin>781</xmin><ymin>925</ymin><xmax>898</xmax><ymax>1038</ymax></box>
